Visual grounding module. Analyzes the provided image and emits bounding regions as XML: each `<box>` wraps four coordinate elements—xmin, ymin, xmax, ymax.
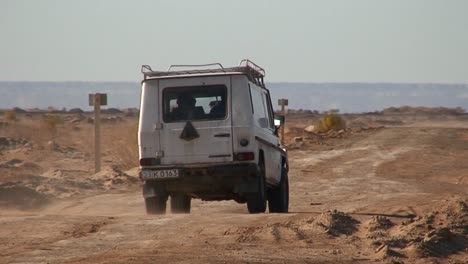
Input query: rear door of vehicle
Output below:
<box><xmin>158</xmin><ymin>75</ymin><xmax>233</xmax><ymax>165</ymax></box>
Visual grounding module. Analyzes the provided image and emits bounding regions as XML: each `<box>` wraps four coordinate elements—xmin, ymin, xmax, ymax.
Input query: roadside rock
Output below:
<box><xmin>304</xmin><ymin>125</ymin><xmax>315</xmax><ymax>133</ymax></box>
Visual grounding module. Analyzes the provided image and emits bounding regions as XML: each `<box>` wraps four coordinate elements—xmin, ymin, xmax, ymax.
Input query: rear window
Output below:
<box><xmin>162</xmin><ymin>85</ymin><xmax>227</xmax><ymax>123</ymax></box>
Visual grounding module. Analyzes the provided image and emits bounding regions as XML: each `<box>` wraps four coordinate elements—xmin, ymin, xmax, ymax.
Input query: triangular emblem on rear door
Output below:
<box><xmin>180</xmin><ymin>121</ymin><xmax>200</xmax><ymax>141</ymax></box>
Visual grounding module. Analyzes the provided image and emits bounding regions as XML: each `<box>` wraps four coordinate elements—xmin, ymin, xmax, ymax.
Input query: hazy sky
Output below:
<box><xmin>1</xmin><ymin>0</ymin><xmax>468</xmax><ymax>82</ymax></box>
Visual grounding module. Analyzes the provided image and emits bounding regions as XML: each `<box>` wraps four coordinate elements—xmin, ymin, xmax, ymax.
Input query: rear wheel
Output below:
<box><xmin>145</xmin><ymin>195</ymin><xmax>168</xmax><ymax>215</ymax></box>
<box><xmin>170</xmin><ymin>194</ymin><xmax>191</xmax><ymax>213</ymax></box>
<box><xmin>247</xmin><ymin>158</ymin><xmax>267</xmax><ymax>214</ymax></box>
<box><xmin>268</xmin><ymin>165</ymin><xmax>289</xmax><ymax>213</ymax></box>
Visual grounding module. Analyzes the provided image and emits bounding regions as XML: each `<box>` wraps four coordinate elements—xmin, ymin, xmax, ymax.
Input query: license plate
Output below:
<box><xmin>141</xmin><ymin>169</ymin><xmax>179</xmax><ymax>180</ymax></box>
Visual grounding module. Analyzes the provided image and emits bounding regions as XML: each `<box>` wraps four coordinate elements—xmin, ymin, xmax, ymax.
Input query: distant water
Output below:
<box><xmin>1</xmin><ymin>81</ymin><xmax>468</xmax><ymax>113</ymax></box>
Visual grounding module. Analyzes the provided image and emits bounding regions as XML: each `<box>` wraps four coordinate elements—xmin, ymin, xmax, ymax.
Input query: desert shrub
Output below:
<box><xmin>120</xmin><ymin>121</ymin><xmax>139</xmax><ymax>168</ymax></box>
<box><xmin>42</xmin><ymin>114</ymin><xmax>64</xmax><ymax>135</ymax></box>
<box><xmin>4</xmin><ymin>110</ymin><xmax>17</xmax><ymax>121</ymax></box>
<box><xmin>315</xmin><ymin>113</ymin><xmax>346</xmax><ymax>132</ymax></box>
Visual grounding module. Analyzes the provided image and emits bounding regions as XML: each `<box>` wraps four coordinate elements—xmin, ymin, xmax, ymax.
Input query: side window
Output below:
<box><xmin>263</xmin><ymin>92</ymin><xmax>275</xmax><ymax>129</ymax></box>
<box><xmin>250</xmin><ymin>86</ymin><xmax>270</xmax><ymax>129</ymax></box>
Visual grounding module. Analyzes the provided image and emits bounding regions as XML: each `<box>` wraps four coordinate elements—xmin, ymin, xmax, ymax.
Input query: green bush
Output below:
<box><xmin>315</xmin><ymin>113</ymin><xmax>346</xmax><ymax>132</ymax></box>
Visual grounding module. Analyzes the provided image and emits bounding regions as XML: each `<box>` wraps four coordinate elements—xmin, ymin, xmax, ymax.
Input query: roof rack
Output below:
<box><xmin>141</xmin><ymin>59</ymin><xmax>266</xmax><ymax>87</ymax></box>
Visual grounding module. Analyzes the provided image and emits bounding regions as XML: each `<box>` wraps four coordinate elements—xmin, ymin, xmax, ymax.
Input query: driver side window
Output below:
<box><xmin>250</xmin><ymin>85</ymin><xmax>270</xmax><ymax>129</ymax></box>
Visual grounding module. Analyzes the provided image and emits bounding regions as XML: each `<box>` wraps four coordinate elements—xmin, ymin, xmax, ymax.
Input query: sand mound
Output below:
<box><xmin>382</xmin><ymin>106</ymin><xmax>465</xmax><ymax>115</ymax></box>
<box><xmin>374</xmin><ymin>119</ymin><xmax>404</xmax><ymax>126</ymax></box>
<box><xmin>89</xmin><ymin>166</ymin><xmax>139</xmax><ymax>189</ymax></box>
<box><xmin>302</xmin><ymin>210</ymin><xmax>360</xmax><ymax>236</ymax></box>
<box><xmin>374</xmin><ymin>244</ymin><xmax>404</xmax><ymax>260</ymax></box>
<box><xmin>225</xmin><ymin>210</ymin><xmax>359</xmax><ymax>245</ymax></box>
<box><xmin>417</xmin><ymin>227</ymin><xmax>466</xmax><ymax>257</ymax></box>
<box><xmin>0</xmin><ymin>182</ymin><xmax>50</xmax><ymax>209</ymax></box>
<box><xmin>46</xmin><ymin>142</ymin><xmax>86</xmax><ymax>159</ymax></box>
<box><xmin>63</xmin><ymin>221</ymin><xmax>109</xmax><ymax>239</ymax></box>
<box><xmin>368</xmin><ymin>216</ymin><xmax>394</xmax><ymax>232</ymax></box>
<box><xmin>0</xmin><ymin>137</ymin><xmax>31</xmax><ymax>150</ymax></box>
<box><xmin>411</xmin><ymin>199</ymin><xmax>468</xmax><ymax>257</ymax></box>
<box><xmin>37</xmin><ymin>167</ymin><xmax>139</xmax><ymax>196</ymax></box>
<box><xmin>0</xmin><ymin>158</ymin><xmax>23</xmax><ymax>167</ymax></box>
<box><xmin>367</xmin><ymin>199</ymin><xmax>467</xmax><ymax>260</ymax></box>
<box><xmin>227</xmin><ymin>222</ymin><xmax>304</xmax><ymax>244</ymax></box>
<box><xmin>0</xmin><ymin>159</ymin><xmax>41</xmax><ymax>171</ymax></box>
<box><xmin>0</xmin><ymin>166</ymin><xmax>140</xmax><ymax>210</ymax></box>
<box><xmin>347</xmin><ymin>120</ymin><xmax>370</xmax><ymax>129</ymax></box>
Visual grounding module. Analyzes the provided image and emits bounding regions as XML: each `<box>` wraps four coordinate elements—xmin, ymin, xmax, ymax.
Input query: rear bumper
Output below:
<box><xmin>140</xmin><ymin>163</ymin><xmax>259</xmax><ymax>199</ymax></box>
<box><xmin>139</xmin><ymin>162</ymin><xmax>257</xmax><ymax>180</ymax></box>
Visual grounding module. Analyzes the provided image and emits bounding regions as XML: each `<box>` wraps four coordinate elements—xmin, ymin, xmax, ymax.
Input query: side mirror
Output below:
<box><xmin>274</xmin><ymin>114</ymin><xmax>285</xmax><ymax>136</ymax></box>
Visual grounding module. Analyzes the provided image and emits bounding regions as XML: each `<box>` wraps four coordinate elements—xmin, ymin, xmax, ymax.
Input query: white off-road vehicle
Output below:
<box><xmin>138</xmin><ymin>60</ymin><xmax>288</xmax><ymax>214</ymax></box>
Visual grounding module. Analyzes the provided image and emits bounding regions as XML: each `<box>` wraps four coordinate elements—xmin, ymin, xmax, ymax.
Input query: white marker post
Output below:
<box><xmin>89</xmin><ymin>93</ymin><xmax>107</xmax><ymax>173</ymax></box>
<box><xmin>278</xmin><ymin>98</ymin><xmax>288</xmax><ymax>146</ymax></box>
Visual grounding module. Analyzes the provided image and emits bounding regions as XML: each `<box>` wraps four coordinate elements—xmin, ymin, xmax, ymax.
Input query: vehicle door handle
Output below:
<box><xmin>214</xmin><ymin>133</ymin><xmax>231</xmax><ymax>138</ymax></box>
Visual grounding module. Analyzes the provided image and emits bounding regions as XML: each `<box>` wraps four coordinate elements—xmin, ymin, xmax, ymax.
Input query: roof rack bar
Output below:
<box><xmin>141</xmin><ymin>65</ymin><xmax>153</xmax><ymax>74</ymax></box>
<box><xmin>168</xmin><ymin>63</ymin><xmax>225</xmax><ymax>71</ymax></box>
<box><xmin>239</xmin><ymin>59</ymin><xmax>265</xmax><ymax>77</ymax></box>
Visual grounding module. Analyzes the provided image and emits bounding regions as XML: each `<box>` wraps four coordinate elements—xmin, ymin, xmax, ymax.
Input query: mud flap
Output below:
<box><xmin>142</xmin><ymin>183</ymin><xmax>156</xmax><ymax>198</ymax></box>
<box><xmin>142</xmin><ymin>183</ymin><xmax>168</xmax><ymax>198</ymax></box>
<box><xmin>233</xmin><ymin>181</ymin><xmax>258</xmax><ymax>194</ymax></box>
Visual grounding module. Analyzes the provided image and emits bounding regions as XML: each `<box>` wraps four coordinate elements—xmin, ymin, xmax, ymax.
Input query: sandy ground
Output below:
<box><xmin>0</xmin><ymin>112</ymin><xmax>467</xmax><ymax>264</ymax></box>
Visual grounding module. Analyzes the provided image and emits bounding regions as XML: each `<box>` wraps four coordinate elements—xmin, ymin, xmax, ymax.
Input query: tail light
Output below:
<box><xmin>234</xmin><ymin>152</ymin><xmax>255</xmax><ymax>161</ymax></box>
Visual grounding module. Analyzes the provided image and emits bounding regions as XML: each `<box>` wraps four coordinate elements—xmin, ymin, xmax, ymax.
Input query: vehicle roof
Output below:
<box><xmin>141</xmin><ymin>60</ymin><xmax>266</xmax><ymax>88</ymax></box>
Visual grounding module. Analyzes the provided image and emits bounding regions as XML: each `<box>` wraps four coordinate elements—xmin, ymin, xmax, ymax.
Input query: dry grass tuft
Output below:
<box><xmin>4</xmin><ymin>110</ymin><xmax>17</xmax><ymax>121</ymax></box>
<box><xmin>101</xmin><ymin>119</ymin><xmax>139</xmax><ymax>170</ymax></box>
<box><xmin>41</xmin><ymin>114</ymin><xmax>64</xmax><ymax>136</ymax></box>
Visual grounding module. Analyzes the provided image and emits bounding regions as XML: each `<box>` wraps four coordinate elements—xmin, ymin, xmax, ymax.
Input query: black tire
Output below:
<box><xmin>145</xmin><ymin>196</ymin><xmax>168</xmax><ymax>215</ymax></box>
<box><xmin>170</xmin><ymin>194</ymin><xmax>191</xmax><ymax>214</ymax></box>
<box><xmin>247</xmin><ymin>158</ymin><xmax>267</xmax><ymax>214</ymax></box>
<box><xmin>268</xmin><ymin>165</ymin><xmax>289</xmax><ymax>213</ymax></box>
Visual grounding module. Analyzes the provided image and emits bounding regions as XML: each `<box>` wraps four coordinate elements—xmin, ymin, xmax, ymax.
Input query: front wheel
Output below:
<box><xmin>268</xmin><ymin>166</ymin><xmax>289</xmax><ymax>213</ymax></box>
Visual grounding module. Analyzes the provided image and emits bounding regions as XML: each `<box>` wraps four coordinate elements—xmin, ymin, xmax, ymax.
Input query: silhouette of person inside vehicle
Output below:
<box><xmin>209</xmin><ymin>99</ymin><xmax>225</xmax><ymax>118</ymax></box>
<box><xmin>171</xmin><ymin>93</ymin><xmax>205</xmax><ymax>121</ymax></box>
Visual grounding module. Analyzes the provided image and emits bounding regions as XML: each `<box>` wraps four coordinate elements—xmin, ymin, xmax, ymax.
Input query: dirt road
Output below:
<box><xmin>1</xmin><ymin>124</ymin><xmax>467</xmax><ymax>263</ymax></box>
